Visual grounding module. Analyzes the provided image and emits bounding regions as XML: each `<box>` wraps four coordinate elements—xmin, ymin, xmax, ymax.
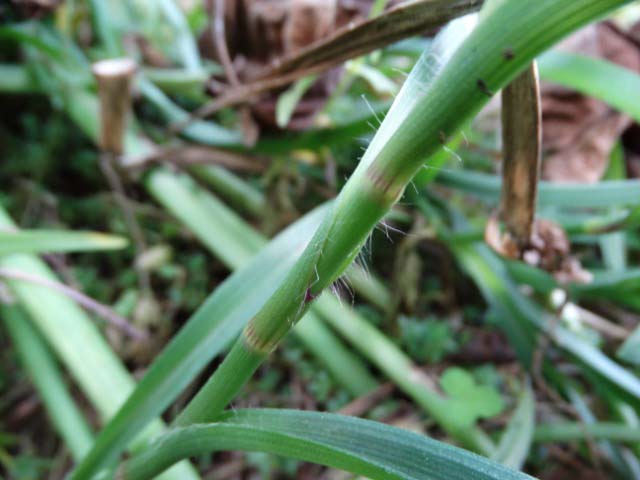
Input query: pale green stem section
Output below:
<box><xmin>176</xmin><ymin>0</ymin><xmax>632</xmax><ymax>432</ymax></box>
<box><xmin>1</xmin><ymin>305</ymin><xmax>94</xmax><ymax>460</ymax></box>
<box><xmin>534</xmin><ymin>423</ymin><xmax>640</xmax><ymax>444</ymax></box>
<box><xmin>122</xmin><ymin>410</ymin><xmax>529</xmax><ymax>480</ymax></box>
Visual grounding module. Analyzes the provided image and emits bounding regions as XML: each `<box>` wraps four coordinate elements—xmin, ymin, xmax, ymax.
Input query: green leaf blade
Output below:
<box><xmin>123</xmin><ymin>409</ymin><xmax>534</xmax><ymax>480</ymax></box>
<box><xmin>538</xmin><ymin>51</ymin><xmax>640</xmax><ymax>123</ymax></box>
<box><xmin>493</xmin><ymin>384</ymin><xmax>535</xmax><ymax>470</ymax></box>
<box><xmin>0</xmin><ymin>230</ymin><xmax>127</xmax><ymax>255</ymax></box>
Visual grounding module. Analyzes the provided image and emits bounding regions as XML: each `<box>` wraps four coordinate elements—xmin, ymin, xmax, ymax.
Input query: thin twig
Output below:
<box><xmin>573</xmin><ymin>304</ymin><xmax>630</xmax><ymax>340</ymax></box>
<box><xmin>211</xmin><ymin>0</ymin><xmax>258</xmax><ymax>146</ymax></box>
<box><xmin>338</xmin><ymin>383</ymin><xmax>394</xmax><ymax>417</ymax></box>
<box><xmin>99</xmin><ymin>153</ymin><xmax>151</xmax><ymax>293</ymax></box>
<box><xmin>124</xmin><ymin>145</ymin><xmax>265</xmax><ymax>173</ymax></box>
<box><xmin>0</xmin><ymin>267</ymin><xmax>146</xmax><ymax>340</ymax></box>
<box><xmin>169</xmin><ymin>71</ymin><xmax>309</xmax><ymax>133</ymax></box>
<box><xmin>213</xmin><ymin>0</ymin><xmax>238</xmax><ymax>86</ymax></box>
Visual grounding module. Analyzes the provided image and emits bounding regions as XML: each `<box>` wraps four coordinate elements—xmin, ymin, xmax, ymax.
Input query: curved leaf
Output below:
<box><xmin>122</xmin><ymin>409</ymin><xmax>533</xmax><ymax>480</ymax></box>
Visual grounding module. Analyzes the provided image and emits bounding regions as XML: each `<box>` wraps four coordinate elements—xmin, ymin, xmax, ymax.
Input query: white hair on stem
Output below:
<box><xmin>353</xmin><ymin>13</ymin><xmax>479</xmax><ymax>173</ymax></box>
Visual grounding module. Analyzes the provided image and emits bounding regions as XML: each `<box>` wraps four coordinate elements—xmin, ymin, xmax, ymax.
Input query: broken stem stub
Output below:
<box><xmin>499</xmin><ymin>61</ymin><xmax>541</xmax><ymax>253</ymax></box>
<box><xmin>92</xmin><ymin>58</ymin><xmax>137</xmax><ymax>155</ymax></box>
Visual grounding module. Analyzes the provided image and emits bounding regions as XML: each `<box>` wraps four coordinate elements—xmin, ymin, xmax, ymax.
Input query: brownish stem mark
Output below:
<box><xmin>500</xmin><ymin>62</ymin><xmax>541</xmax><ymax>251</ymax></box>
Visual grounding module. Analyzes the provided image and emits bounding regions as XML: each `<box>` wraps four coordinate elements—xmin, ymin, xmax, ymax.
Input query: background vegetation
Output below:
<box><xmin>1</xmin><ymin>0</ymin><xmax>640</xmax><ymax>479</ymax></box>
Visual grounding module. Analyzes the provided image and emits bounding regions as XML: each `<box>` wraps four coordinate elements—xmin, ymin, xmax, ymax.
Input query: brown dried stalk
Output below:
<box><xmin>500</xmin><ymin>62</ymin><xmax>541</xmax><ymax>249</ymax></box>
<box><xmin>92</xmin><ymin>59</ymin><xmax>137</xmax><ymax>155</ymax></box>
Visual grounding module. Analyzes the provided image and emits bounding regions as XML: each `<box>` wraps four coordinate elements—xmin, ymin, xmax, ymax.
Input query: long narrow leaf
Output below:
<box><xmin>534</xmin><ymin>422</ymin><xmax>640</xmax><ymax>444</ymax></box>
<box><xmin>436</xmin><ymin>170</ymin><xmax>640</xmax><ymax>208</ymax></box>
<box><xmin>121</xmin><ymin>409</ymin><xmax>531</xmax><ymax>480</ymax></box>
<box><xmin>454</xmin><ymin>242</ymin><xmax>640</xmax><ymax>402</ymax></box>
<box><xmin>0</xmin><ymin>207</ymin><xmax>199</xmax><ymax>480</ymax></box>
<box><xmin>0</xmin><ymin>230</ymin><xmax>127</xmax><ymax>255</ymax></box>
<box><xmin>1</xmin><ymin>305</ymin><xmax>94</xmax><ymax>461</ymax></box>
<box><xmin>538</xmin><ymin>51</ymin><xmax>640</xmax><ymax>123</ymax></box>
<box><xmin>492</xmin><ymin>384</ymin><xmax>534</xmax><ymax>470</ymax></box>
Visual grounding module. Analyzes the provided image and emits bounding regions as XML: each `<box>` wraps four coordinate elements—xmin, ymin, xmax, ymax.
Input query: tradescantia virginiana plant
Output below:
<box><xmin>67</xmin><ymin>0</ymin><xmax>634</xmax><ymax>479</ymax></box>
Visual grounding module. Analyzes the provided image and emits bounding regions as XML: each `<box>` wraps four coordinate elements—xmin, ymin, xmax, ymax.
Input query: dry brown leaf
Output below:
<box><xmin>198</xmin><ymin>0</ymin><xmax>365</xmax><ymax>130</ymax></box>
<box><xmin>542</xmin><ymin>22</ymin><xmax>640</xmax><ymax>182</ymax></box>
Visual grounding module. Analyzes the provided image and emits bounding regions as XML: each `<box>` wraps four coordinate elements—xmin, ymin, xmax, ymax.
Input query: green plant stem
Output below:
<box><xmin>1</xmin><ymin>305</ymin><xmax>94</xmax><ymax>461</ymax></box>
<box><xmin>2</xmin><ymin>40</ymin><xmax>377</xmax><ymax>477</ymax></box>
<box><xmin>149</xmin><ymin>169</ymin><xmax>492</xmax><ymax>452</ymax></box>
<box><xmin>190</xmin><ymin>164</ymin><xmax>392</xmax><ymax>309</ymax></box>
<box><xmin>534</xmin><ymin>422</ymin><xmax>640</xmax><ymax>444</ymax></box>
<box><xmin>146</xmin><ymin>170</ymin><xmax>378</xmax><ymax>397</ymax></box>
<box><xmin>176</xmin><ymin>0</ymin><xmax>631</xmax><ymax>431</ymax></box>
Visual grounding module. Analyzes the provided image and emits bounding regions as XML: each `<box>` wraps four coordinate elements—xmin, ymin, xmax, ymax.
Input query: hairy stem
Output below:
<box><xmin>174</xmin><ymin>0</ymin><xmax>632</xmax><ymax>429</ymax></box>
